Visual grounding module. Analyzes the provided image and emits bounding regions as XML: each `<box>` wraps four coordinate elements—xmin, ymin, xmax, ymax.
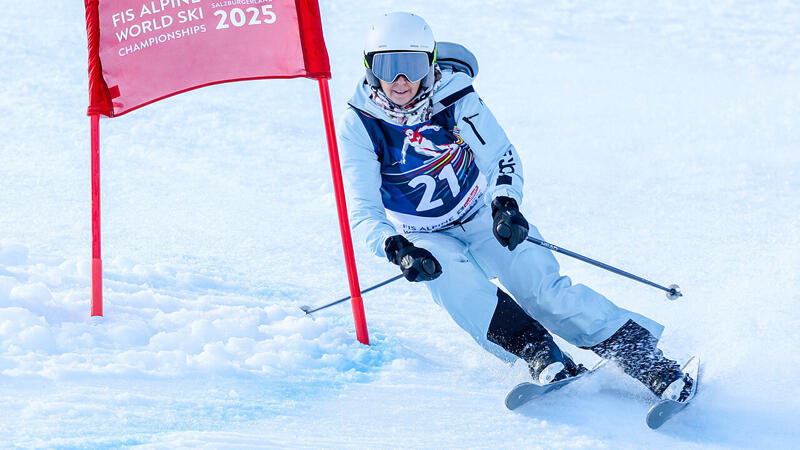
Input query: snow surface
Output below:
<box><xmin>2</xmin><ymin>0</ymin><xmax>799</xmax><ymax>448</ymax></box>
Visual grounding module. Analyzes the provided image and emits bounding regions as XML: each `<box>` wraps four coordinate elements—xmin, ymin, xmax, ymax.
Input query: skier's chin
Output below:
<box><xmin>390</xmin><ymin>90</ymin><xmax>412</xmax><ymax>105</ymax></box>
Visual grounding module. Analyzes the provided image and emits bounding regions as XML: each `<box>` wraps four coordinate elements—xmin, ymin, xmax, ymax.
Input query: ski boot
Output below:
<box><xmin>523</xmin><ymin>339</ymin><xmax>567</xmax><ymax>384</ymax></box>
<box><xmin>522</xmin><ymin>340</ymin><xmax>587</xmax><ymax>385</ymax></box>
<box><xmin>486</xmin><ymin>289</ymin><xmax>587</xmax><ymax>385</ymax></box>
<box><xmin>585</xmin><ymin>319</ymin><xmax>693</xmax><ymax>402</ymax></box>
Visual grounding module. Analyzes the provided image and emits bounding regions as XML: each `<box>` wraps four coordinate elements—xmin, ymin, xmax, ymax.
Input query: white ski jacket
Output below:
<box><xmin>338</xmin><ymin>69</ymin><xmax>524</xmax><ymax>258</ymax></box>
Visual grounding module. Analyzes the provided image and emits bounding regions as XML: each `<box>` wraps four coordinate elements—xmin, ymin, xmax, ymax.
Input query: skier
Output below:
<box><xmin>339</xmin><ymin>12</ymin><xmax>694</xmax><ymax>402</ymax></box>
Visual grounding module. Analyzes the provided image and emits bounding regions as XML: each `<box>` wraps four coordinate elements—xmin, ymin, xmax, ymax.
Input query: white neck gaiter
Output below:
<box><xmin>369</xmin><ymin>65</ymin><xmax>442</xmax><ymax>126</ymax></box>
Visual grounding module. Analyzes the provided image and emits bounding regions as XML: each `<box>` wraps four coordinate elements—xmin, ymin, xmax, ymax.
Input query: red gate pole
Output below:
<box><xmin>317</xmin><ymin>78</ymin><xmax>369</xmax><ymax>345</ymax></box>
<box><xmin>90</xmin><ymin>114</ymin><xmax>103</xmax><ymax>317</ymax></box>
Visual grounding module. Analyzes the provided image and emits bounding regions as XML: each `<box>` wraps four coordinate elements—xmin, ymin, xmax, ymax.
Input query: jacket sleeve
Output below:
<box><xmin>454</xmin><ymin>89</ymin><xmax>524</xmax><ymax>205</ymax></box>
<box><xmin>338</xmin><ymin>108</ymin><xmax>398</xmax><ymax>258</ymax></box>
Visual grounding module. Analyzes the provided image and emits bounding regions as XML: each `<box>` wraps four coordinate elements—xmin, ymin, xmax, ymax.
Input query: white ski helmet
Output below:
<box><xmin>363</xmin><ymin>12</ymin><xmax>437</xmax><ymax>88</ymax></box>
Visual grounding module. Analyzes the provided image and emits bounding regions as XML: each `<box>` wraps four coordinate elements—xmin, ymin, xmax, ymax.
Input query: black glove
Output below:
<box><xmin>491</xmin><ymin>196</ymin><xmax>529</xmax><ymax>251</ymax></box>
<box><xmin>384</xmin><ymin>235</ymin><xmax>442</xmax><ymax>282</ymax></box>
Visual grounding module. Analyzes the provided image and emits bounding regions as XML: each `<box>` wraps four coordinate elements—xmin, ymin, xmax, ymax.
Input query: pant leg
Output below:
<box><xmin>459</xmin><ymin>206</ymin><xmax>664</xmax><ymax>348</ymax></box>
<box><xmin>404</xmin><ymin>231</ymin><xmax>517</xmax><ymax>363</ymax></box>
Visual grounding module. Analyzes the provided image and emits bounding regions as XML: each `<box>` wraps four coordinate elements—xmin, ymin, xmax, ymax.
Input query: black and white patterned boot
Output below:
<box><xmin>586</xmin><ymin>320</ymin><xmax>693</xmax><ymax>401</ymax></box>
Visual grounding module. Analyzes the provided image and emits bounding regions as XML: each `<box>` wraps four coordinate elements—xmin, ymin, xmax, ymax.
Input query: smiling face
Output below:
<box><xmin>378</xmin><ymin>75</ymin><xmax>422</xmax><ymax>106</ymax></box>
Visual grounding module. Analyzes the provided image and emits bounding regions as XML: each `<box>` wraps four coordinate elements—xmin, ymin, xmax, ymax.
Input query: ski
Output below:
<box><xmin>505</xmin><ymin>360</ymin><xmax>606</xmax><ymax>410</ymax></box>
<box><xmin>646</xmin><ymin>356</ymin><xmax>700</xmax><ymax>429</ymax></box>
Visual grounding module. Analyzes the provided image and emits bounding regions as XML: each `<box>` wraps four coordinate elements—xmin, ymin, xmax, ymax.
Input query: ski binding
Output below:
<box><xmin>646</xmin><ymin>356</ymin><xmax>700</xmax><ymax>429</ymax></box>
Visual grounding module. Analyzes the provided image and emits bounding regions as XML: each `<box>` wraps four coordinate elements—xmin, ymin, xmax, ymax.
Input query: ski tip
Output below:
<box><xmin>504</xmin><ymin>382</ymin><xmax>533</xmax><ymax>410</ymax></box>
<box><xmin>646</xmin><ymin>406</ymin><xmax>668</xmax><ymax>429</ymax></box>
<box><xmin>299</xmin><ymin>305</ymin><xmax>312</xmax><ymax>314</ymax></box>
<box><xmin>682</xmin><ymin>356</ymin><xmax>700</xmax><ymax>375</ymax></box>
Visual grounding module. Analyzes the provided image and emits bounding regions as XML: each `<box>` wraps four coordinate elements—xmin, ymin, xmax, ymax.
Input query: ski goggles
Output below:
<box><xmin>366</xmin><ymin>51</ymin><xmax>433</xmax><ymax>83</ymax></box>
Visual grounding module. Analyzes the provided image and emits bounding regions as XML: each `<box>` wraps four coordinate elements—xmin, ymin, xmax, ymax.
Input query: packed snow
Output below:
<box><xmin>1</xmin><ymin>0</ymin><xmax>799</xmax><ymax>448</ymax></box>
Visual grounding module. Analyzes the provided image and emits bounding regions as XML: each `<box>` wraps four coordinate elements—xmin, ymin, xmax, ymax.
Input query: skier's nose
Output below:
<box><xmin>393</xmin><ymin>75</ymin><xmax>410</xmax><ymax>86</ymax></box>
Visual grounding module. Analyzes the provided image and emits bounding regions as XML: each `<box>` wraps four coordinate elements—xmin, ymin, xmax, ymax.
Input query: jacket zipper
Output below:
<box><xmin>463</xmin><ymin>114</ymin><xmax>486</xmax><ymax>145</ymax></box>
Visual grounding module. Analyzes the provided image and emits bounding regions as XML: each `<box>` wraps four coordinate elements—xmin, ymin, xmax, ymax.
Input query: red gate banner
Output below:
<box><xmin>86</xmin><ymin>0</ymin><xmax>330</xmax><ymax>117</ymax></box>
<box><xmin>83</xmin><ymin>0</ymin><xmax>370</xmax><ymax>344</ymax></box>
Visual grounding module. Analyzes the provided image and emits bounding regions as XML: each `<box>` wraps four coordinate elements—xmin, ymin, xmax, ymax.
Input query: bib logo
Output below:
<box><xmin>400</xmin><ymin>125</ymin><xmax>461</xmax><ymax>164</ymax></box>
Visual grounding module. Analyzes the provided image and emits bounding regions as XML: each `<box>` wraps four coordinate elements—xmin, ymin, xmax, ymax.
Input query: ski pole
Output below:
<box><xmin>300</xmin><ymin>274</ymin><xmax>404</xmax><ymax>315</ymax></box>
<box><xmin>525</xmin><ymin>236</ymin><xmax>682</xmax><ymax>300</ymax></box>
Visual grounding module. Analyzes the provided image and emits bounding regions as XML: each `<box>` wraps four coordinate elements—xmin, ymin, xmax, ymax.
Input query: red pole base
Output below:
<box><xmin>91</xmin><ymin>258</ymin><xmax>103</xmax><ymax>316</ymax></box>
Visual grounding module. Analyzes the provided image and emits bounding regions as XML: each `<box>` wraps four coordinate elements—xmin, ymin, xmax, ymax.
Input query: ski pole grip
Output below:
<box><xmin>422</xmin><ymin>258</ymin><xmax>436</xmax><ymax>275</ymax></box>
<box><xmin>496</xmin><ymin>223</ymin><xmax>512</xmax><ymax>239</ymax></box>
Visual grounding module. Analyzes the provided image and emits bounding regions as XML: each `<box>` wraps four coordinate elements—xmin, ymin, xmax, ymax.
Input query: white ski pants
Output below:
<box><xmin>405</xmin><ymin>205</ymin><xmax>664</xmax><ymax>362</ymax></box>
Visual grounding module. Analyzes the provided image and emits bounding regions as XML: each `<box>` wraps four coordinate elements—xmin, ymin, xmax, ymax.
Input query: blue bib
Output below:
<box><xmin>353</xmin><ymin>91</ymin><xmax>485</xmax><ymax>232</ymax></box>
